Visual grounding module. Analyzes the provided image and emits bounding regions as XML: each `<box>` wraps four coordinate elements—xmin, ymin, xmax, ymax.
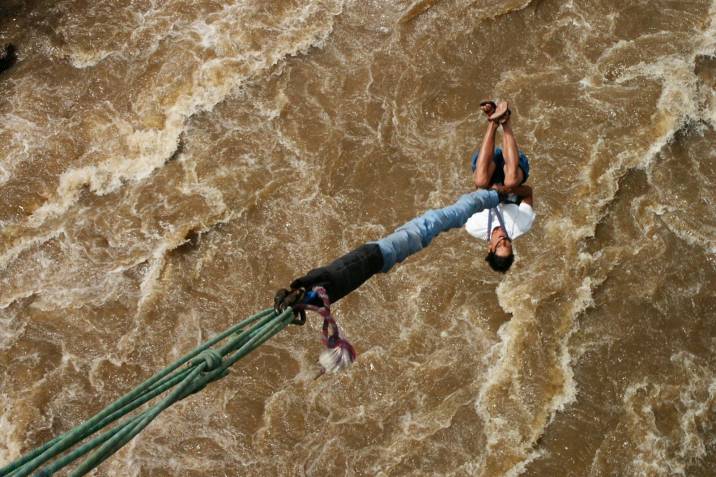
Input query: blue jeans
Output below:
<box><xmin>374</xmin><ymin>189</ymin><xmax>499</xmax><ymax>272</ymax></box>
<box><xmin>470</xmin><ymin>147</ymin><xmax>530</xmax><ymax>185</ymax></box>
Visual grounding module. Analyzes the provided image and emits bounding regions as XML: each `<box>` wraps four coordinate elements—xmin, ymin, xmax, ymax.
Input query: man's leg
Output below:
<box><xmin>500</xmin><ymin>114</ymin><xmax>525</xmax><ymax>189</ymax></box>
<box><xmin>376</xmin><ymin>189</ymin><xmax>499</xmax><ymax>272</ymax></box>
<box><xmin>473</xmin><ymin>119</ymin><xmax>499</xmax><ymax>189</ymax></box>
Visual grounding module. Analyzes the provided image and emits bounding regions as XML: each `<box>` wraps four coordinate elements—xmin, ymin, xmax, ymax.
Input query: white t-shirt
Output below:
<box><xmin>465</xmin><ymin>202</ymin><xmax>535</xmax><ymax>241</ymax></box>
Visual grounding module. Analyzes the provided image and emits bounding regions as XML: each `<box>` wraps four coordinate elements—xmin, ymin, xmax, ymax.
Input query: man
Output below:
<box><xmin>465</xmin><ymin>101</ymin><xmax>535</xmax><ymax>272</ymax></box>
<box><xmin>274</xmin><ymin>102</ymin><xmax>532</xmax><ymax>314</ymax></box>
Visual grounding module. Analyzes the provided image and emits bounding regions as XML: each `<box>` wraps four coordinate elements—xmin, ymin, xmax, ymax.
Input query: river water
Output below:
<box><xmin>1</xmin><ymin>1</ymin><xmax>715</xmax><ymax>475</ymax></box>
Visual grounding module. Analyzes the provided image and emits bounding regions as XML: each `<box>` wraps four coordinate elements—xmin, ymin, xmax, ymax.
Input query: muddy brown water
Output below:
<box><xmin>1</xmin><ymin>1</ymin><xmax>715</xmax><ymax>475</ymax></box>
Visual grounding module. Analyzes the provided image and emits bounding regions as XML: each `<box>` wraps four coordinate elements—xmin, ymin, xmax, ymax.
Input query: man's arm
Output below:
<box><xmin>510</xmin><ymin>184</ymin><xmax>533</xmax><ymax>206</ymax></box>
<box><xmin>493</xmin><ymin>184</ymin><xmax>533</xmax><ymax>206</ymax></box>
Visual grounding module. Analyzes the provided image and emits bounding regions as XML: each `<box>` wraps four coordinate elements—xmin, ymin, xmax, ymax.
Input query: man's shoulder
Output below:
<box><xmin>517</xmin><ymin>202</ymin><xmax>535</xmax><ymax>216</ymax></box>
<box><xmin>514</xmin><ymin>202</ymin><xmax>536</xmax><ymax>232</ymax></box>
<box><xmin>501</xmin><ymin>202</ymin><xmax>534</xmax><ymax>216</ymax></box>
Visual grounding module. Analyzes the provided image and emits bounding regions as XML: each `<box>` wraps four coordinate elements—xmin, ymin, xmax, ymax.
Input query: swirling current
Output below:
<box><xmin>1</xmin><ymin>1</ymin><xmax>715</xmax><ymax>475</ymax></box>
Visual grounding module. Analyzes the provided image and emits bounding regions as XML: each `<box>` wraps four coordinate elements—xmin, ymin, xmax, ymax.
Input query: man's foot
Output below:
<box><xmin>479</xmin><ymin>100</ymin><xmax>497</xmax><ymax>120</ymax></box>
<box><xmin>489</xmin><ymin>101</ymin><xmax>511</xmax><ymax>124</ymax></box>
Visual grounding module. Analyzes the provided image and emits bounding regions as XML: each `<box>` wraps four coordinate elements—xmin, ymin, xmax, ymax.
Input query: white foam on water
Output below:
<box><xmin>56</xmin><ymin>1</ymin><xmax>182</xmax><ymax>68</ymax></box>
<box><xmin>0</xmin><ymin>412</ymin><xmax>20</xmax><ymax>466</ymax></box>
<box><xmin>68</xmin><ymin>50</ymin><xmax>113</xmax><ymax>69</ymax></box>
<box><xmin>0</xmin><ymin>164</ymin><xmax>8</xmax><ymax>187</ymax></box>
<box><xmin>0</xmin><ymin>0</ymin><xmax>347</xmax><ymax>322</ymax></box>
<box><xmin>625</xmin><ymin>10</ymin><xmax>716</xmax><ymax>167</ymax></box>
<box><xmin>566</xmin><ymin>15</ymin><xmax>716</xmax><ymax>233</ymax></box>
<box><xmin>468</xmin><ymin>5</ymin><xmax>716</xmax><ymax>473</ymax></box>
<box><xmin>4</xmin><ymin>1</ymin><xmax>716</xmax><ymax>475</ymax></box>
<box><xmin>621</xmin><ymin>352</ymin><xmax>716</xmax><ymax>477</ymax></box>
<box><xmin>0</xmin><ymin>313</ymin><xmax>26</xmax><ymax>350</ymax></box>
<box><xmin>87</xmin><ymin>354</ymin><xmax>124</xmax><ymax>394</ymax></box>
<box><xmin>0</xmin><ymin>289</ymin><xmax>36</xmax><ymax>312</ymax></box>
<box><xmin>648</xmin><ymin>203</ymin><xmax>716</xmax><ymax>255</ymax></box>
<box><xmin>0</xmin><ymin>113</ymin><xmax>44</xmax><ymax>189</ymax></box>
<box><xmin>178</xmin><ymin>159</ymin><xmax>228</xmax><ymax>216</ymax></box>
<box><xmin>692</xmin><ymin>0</ymin><xmax>716</xmax><ymax>182</ymax></box>
<box><xmin>2</xmin><ymin>188</ymin><xmax>229</xmax><ymax>311</ymax></box>
<box><xmin>473</xmin><ymin>313</ymin><xmax>530</xmax><ymax>467</ymax></box>
<box><xmin>136</xmin><ymin>244</ymin><xmax>169</xmax><ymax>310</ymax></box>
<box><xmin>472</xmin><ymin>274</ymin><xmax>598</xmax><ymax>474</ymax></box>
<box><xmin>0</xmin><ymin>346</ymin><xmax>78</xmax><ymax>463</ymax></box>
<box><xmin>546</xmin><ymin>277</ymin><xmax>596</xmax><ymax>415</ymax></box>
<box><xmin>502</xmin><ymin>448</ymin><xmax>546</xmax><ymax>477</ymax></box>
<box><xmin>631</xmin><ymin>13</ymin><xmax>716</xmax><ymax>256</ymax></box>
<box><xmin>0</xmin><ymin>228</ymin><xmax>63</xmax><ymax>282</ymax></box>
<box><xmin>13</xmin><ymin>0</ymin><xmax>345</xmax><ymax>236</ymax></box>
<box><xmin>2</xmin><ymin>225</ymin><xmax>148</xmax><ymax>309</ymax></box>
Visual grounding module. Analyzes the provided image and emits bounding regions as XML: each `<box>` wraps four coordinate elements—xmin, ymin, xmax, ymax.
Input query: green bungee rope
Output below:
<box><xmin>1</xmin><ymin>307</ymin><xmax>296</xmax><ymax>477</ymax></box>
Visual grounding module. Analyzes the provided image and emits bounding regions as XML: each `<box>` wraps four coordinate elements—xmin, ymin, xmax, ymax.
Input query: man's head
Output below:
<box><xmin>485</xmin><ymin>227</ymin><xmax>514</xmax><ymax>273</ymax></box>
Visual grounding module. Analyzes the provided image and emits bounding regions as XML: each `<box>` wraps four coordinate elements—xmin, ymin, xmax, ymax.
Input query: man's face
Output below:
<box><xmin>489</xmin><ymin>227</ymin><xmax>513</xmax><ymax>257</ymax></box>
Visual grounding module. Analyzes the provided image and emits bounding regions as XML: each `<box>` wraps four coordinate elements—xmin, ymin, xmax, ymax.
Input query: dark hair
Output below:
<box><xmin>485</xmin><ymin>251</ymin><xmax>514</xmax><ymax>273</ymax></box>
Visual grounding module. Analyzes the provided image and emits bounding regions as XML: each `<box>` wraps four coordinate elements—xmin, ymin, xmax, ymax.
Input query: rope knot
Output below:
<box><xmin>196</xmin><ymin>349</ymin><xmax>223</xmax><ymax>371</ymax></box>
<box><xmin>305</xmin><ymin>287</ymin><xmax>356</xmax><ymax>373</ymax></box>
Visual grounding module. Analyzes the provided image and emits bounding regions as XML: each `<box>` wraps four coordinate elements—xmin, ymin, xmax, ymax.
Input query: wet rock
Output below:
<box><xmin>695</xmin><ymin>54</ymin><xmax>716</xmax><ymax>89</ymax></box>
<box><xmin>172</xmin><ymin>228</ymin><xmax>202</xmax><ymax>254</ymax></box>
<box><xmin>0</xmin><ymin>43</ymin><xmax>17</xmax><ymax>74</ymax></box>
